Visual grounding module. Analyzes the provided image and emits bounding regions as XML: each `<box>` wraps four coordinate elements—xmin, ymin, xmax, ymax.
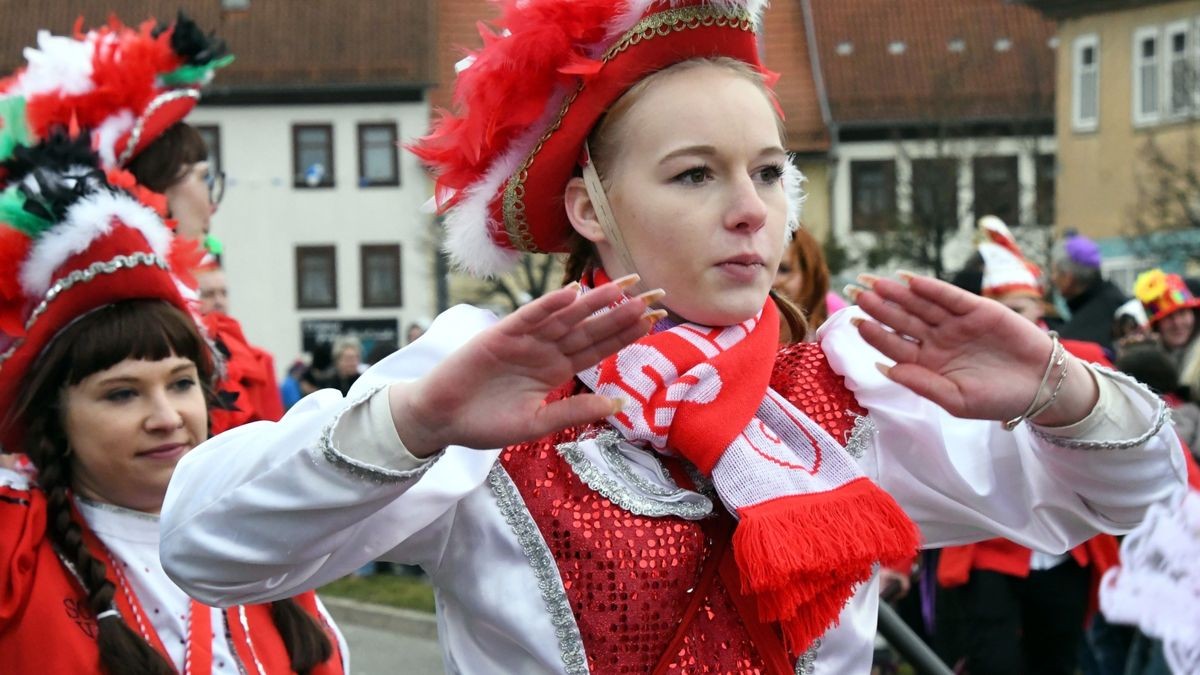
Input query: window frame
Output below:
<box><xmin>357</xmin><ymin>122</ymin><xmax>401</xmax><ymax>188</ymax></box>
<box><xmin>1165</xmin><ymin>20</ymin><xmax>1194</xmax><ymax>119</ymax></box>
<box><xmin>295</xmin><ymin>245</ymin><xmax>338</xmax><ymax>310</ymax></box>
<box><xmin>849</xmin><ymin>159</ymin><xmax>897</xmax><ymax>233</ymax></box>
<box><xmin>1132</xmin><ymin>26</ymin><xmax>1161</xmax><ymax>126</ymax></box>
<box><xmin>292</xmin><ymin>123</ymin><xmax>336</xmax><ymax>189</ymax></box>
<box><xmin>972</xmin><ymin>155</ymin><xmax>1021</xmax><ymax>227</ymax></box>
<box><xmin>359</xmin><ymin>243</ymin><xmax>404</xmax><ymax>308</ymax></box>
<box><xmin>1072</xmin><ymin>33</ymin><xmax>1100</xmax><ymax>132</ymax></box>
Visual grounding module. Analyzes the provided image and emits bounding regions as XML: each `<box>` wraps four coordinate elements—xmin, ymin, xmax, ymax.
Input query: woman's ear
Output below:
<box><xmin>564</xmin><ymin>177</ymin><xmax>607</xmax><ymax>244</ymax></box>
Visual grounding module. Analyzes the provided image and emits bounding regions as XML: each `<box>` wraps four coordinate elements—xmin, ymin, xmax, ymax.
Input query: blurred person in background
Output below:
<box><xmin>935</xmin><ymin>217</ymin><xmax>1119</xmax><ymax>675</ymax></box>
<box><xmin>1135</xmin><ymin>269</ymin><xmax>1200</xmax><ymax>404</ymax></box>
<box><xmin>323</xmin><ymin>336</ymin><xmax>363</xmax><ymax>396</ymax></box>
<box><xmin>772</xmin><ymin>228</ymin><xmax>834</xmax><ymax>333</ymax></box>
<box><xmin>1051</xmin><ymin>232</ymin><xmax>1127</xmax><ymax>354</ymax></box>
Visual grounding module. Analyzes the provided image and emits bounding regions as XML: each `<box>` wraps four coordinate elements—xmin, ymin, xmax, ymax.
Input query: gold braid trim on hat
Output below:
<box><xmin>500</xmin><ymin>4</ymin><xmax>756</xmax><ymax>253</ymax></box>
<box><xmin>0</xmin><ymin>253</ymin><xmax>169</xmax><ymax>370</ymax></box>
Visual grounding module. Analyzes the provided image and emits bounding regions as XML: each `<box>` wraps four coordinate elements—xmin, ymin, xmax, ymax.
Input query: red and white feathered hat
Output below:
<box><xmin>0</xmin><ymin>12</ymin><xmax>231</xmax><ymax>173</ymax></box>
<box><xmin>412</xmin><ymin>0</ymin><xmax>804</xmax><ymax>277</ymax></box>
<box><xmin>977</xmin><ymin>215</ymin><xmax>1042</xmax><ymax>299</ymax></box>
<box><xmin>0</xmin><ymin>131</ymin><xmax>204</xmax><ymax>451</ymax></box>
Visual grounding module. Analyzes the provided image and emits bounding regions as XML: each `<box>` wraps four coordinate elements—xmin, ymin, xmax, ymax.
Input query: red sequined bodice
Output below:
<box><xmin>498</xmin><ymin>342</ymin><xmax>867</xmax><ymax>674</ymax></box>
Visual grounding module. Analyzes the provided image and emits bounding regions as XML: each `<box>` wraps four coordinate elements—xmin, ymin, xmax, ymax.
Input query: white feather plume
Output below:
<box><xmin>12</xmin><ymin>31</ymin><xmax>96</xmax><ymax>97</ymax></box>
<box><xmin>20</xmin><ymin>191</ymin><xmax>172</xmax><ymax>297</ymax></box>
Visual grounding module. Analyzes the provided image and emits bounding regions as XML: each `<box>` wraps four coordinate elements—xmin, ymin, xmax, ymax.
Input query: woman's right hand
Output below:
<box><xmin>388</xmin><ymin>276</ymin><xmax>661</xmax><ymax>458</ymax></box>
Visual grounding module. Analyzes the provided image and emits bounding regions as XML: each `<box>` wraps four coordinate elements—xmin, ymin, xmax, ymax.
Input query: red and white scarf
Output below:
<box><xmin>577</xmin><ymin>275</ymin><xmax>920</xmax><ymax>653</ymax></box>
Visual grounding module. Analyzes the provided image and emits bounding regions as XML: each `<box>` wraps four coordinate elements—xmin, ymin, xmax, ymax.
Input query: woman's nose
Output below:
<box><xmin>724</xmin><ymin>176</ymin><xmax>768</xmax><ymax>233</ymax></box>
<box><xmin>144</xmin><ymin>392</ymin><xmax>184</xmax><ymax>431</ymax></box>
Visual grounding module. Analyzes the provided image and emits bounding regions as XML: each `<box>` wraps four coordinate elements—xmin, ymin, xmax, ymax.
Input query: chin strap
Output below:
<box><xmin>581</xmin><ymin>141</ymin><xmax>643</xmax><ymax>295</ymax></box>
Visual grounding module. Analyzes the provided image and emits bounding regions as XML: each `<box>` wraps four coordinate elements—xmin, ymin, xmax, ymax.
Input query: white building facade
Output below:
<box><xmin>189</xmin><ymin>100</ymin><xmax>437</xmax><ymax>374</ymax></box>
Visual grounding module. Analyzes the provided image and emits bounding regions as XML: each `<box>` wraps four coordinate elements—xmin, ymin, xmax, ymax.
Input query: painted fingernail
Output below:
<box><xmin>876</xmin><ymin>362</ymin><xmax>893</xmax><ymax>378</ymax></box>
<box><xmin>564</xmin><ymin>281</ymin><xmax>581</xmax><ymax>294</ymax></box>
<box><xmin>850</xmin><ymin>317</ymin><xmax>864</xmax><ymax>328</ymax></box>
<box><xmin>843</xmin><ymin>284</ymin><xmax>863</xmax><ymax>302</ymax></box>
<box><xmin>643</xmin><ymin>308</ymin><xmax>669</xmax><ymax>323</ymax></box>
<box><xmin>634</xmin><ymin>288</ymin><xmax>666</xmax><ymax>305</ymax></box>
<box><xmin>896</xmin><ymin>269</ymin><xmax>917</xmax><ymax>283</ymax></box>
<box><xmin>613</xmin><ymin>273</ymin><xmax>641</xmax><ymax>289</ymax></box>
<box><xmin>611</xmin><ymin>398</ymin><xmax>627</xmax><ymax>414</ymax></box>
<box><xmin>857</xmin><ymin>273</ymin><xmax>880</xmax><ymax>288</ymax></box>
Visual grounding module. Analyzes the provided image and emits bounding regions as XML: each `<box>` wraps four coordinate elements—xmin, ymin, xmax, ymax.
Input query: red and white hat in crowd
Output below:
<box><xmin>977</xmin><ymin>215</ymin><xmax>1042</xmax><ymax>299</ymax></box>
<box><xmin>0</xmin><ymin>131</ymin><xmax>205</xmax><ymax>451</ymax></box>
<box><xmin>411</xmin><ymin>0</ymin><xmax>805</xmax><ymax>277</ymax></box>
<box><xmin>0</xmin><ymin>12</ymin><xmax>232</xmax><ymax>174</ymax></box>
<box><xmin>1134</xmin><ymin>268</ymin><xmax>1200</xmax><ymax>325</ymax></box>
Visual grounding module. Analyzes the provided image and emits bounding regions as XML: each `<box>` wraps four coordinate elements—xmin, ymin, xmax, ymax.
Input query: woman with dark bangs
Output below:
<box><xmin>0</xmin><ymin>127</ymin><xmax>347</xmax><ymax>673</ymax></box>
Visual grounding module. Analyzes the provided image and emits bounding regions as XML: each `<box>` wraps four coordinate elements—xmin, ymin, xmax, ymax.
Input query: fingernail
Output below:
<box><xmin>857</xmin><ymin>273</ymin><xmax>880</xmax><ymax>289</ymax></box>
<box><xmin>643</xmin><ymin>308</ymin><xmax>669</xmax><ymax>323</ymax></box>
<box><xmin>850</xmin><ymin>316</ymin><xmax>864</xmax><ymax>328</ymax></box>
<box><xmin>613</xmin><ymin>273</ymin><xmax>641</xmax><ymax>289</ymax></box>
<box><xmin>876</xmin><ymin>362</ymin><xmax>893</xmax><ymax>378</ymax></box>
<box><xmin>564</xmin><ymin>281</ymin><xmax>581</xmax><ymax>294</ymax></box>
<box><xmin>611</xmin><ymin>398</ymin><xmax>626</xmax><ymax>414</ymax></box>
<box><xmin>634</xmin><ymin>288</ymin><xmax>666</xmax><ymax>305</ymax></box>
<box><xmin>896</xmin><ymin>269</ymin><xmax>917</xmax><ymax>283</ymax></box>
<box><xmin>843</xmin><ymin>284</ymin><xmax>863</xmax><ymax>302</ymax></box>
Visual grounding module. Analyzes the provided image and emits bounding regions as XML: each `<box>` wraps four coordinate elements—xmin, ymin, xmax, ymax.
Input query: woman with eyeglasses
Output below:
<box><xmin>127</xmin><ymin>122</ymin><xmax>224</xmax><ymax>244</ymax></box>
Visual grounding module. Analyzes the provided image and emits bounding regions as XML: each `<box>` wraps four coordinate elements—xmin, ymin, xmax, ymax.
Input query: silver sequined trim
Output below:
<box><xmin>488</xmin><ymin>465</ymin><xmax>589</xmax><ymax>674</ymax></box>
<box><xmin>795</xmin><ymin>638</ymin><xmax>821</xmax><ymax>674</ymax></box>
<box><xmin>0</xmin><ymin>253</ymin><xmax>168</xmax><ymax>370</ymax></box>
<box><xmin>844</xmin><ymin>413</ymin><xmax>877</xmax><ymax>460</ymax></box>
<box><xmin>117</xmin><ymin>89</ymin><xmax>201</xmax><ymax>167</ymax></box>
<box><xmin>317</xmin><ymin>384</ymin><xmax>442</xmax><ymax>484</ymax></box>
<box><xmin>1029</xmin><ymin>364</ymin><xmax>1171</xmax><ymax>450</ymax></box>
<box><xmin>557</xmin><ymin>432</ymin><xmax>713</xmax><ymax>520</ymax></box>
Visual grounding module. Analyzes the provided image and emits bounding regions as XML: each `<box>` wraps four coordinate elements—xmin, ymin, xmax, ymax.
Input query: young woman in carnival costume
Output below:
<box><xmin>0</xmin><ymin>26</ymin><xmax>348</xmax><ymax>675</ymax></box>
<box><xmin>161</xmin><ymin>1</ymin><xmax>1186</xmax><ymax>673</ymax></box>
<box><xmin>0</xmin><ymin>13</ymin><xmax>284</xmax><ymax>435</ymax></box>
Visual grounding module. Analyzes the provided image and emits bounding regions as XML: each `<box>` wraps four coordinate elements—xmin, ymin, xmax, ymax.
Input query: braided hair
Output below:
<box><xmin>6</xmin><ymin>300</ymin><xmax>332</xmax><ymax>674</ymax></box>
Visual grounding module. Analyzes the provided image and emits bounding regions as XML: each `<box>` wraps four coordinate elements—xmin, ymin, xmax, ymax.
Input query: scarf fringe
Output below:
<box><xmin>732</xmin><ymin>477</ymin><xmax>921</xmax><ymax>652</ymax></box>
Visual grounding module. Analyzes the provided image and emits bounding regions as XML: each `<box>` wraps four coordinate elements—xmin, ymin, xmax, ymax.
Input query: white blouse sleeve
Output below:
<box><xmin>817</xmin><ymin>307</ymin><xmax>1188</xmax><ymax>552</ymax></box>
<box><xmin>160</xmin><ymin>305</ymin><xmax>503</xmax><ymax>607</ymax></box>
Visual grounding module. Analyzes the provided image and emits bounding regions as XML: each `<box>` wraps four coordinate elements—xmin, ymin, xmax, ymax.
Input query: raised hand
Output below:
<box><xmin>389</xmin><ymin>276</ymin><xmax>664</xmax><ymax>457</ymax></box>
<box><xmin>850</xmin><ymin>273</ymin><xmax>1098</xmax><ymax>427</ymax></box>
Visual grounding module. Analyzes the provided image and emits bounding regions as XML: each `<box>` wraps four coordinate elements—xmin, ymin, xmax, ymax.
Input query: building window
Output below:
<box><xmin>850</xmin><ymin>160</ymin><xmax>896</xmax><ymax>232</ymax></box>
<box><xmin>1035</xmin><ymin>154</ymin><xmax>1056</xmax><ymax>227</ymax></box>
<box><xmin>973</xmin><ymin>156</ymin><xmax>1020</xmax><ymax>226</ymax></box>
<box><xmin>292</xmin><ymin>124</ymin><xmax>334</xmax><ymax>188</ymax></box>
<box><xmin>360</xmin><ymin>244</ymin><xmax>403</xmax><ymax>308</ymax></box>
<box><xmin>1072</xmin><ymin>34</ymin><xmax>1100</xmax><ymax>132</ymax></box>
<box><xmin>358</xmin><ymin>123</ymin><xmax>400</xmax><ymax>187</ymax></box>
<box><xmin>911</xmin><ymin>158</ymin><xmax>959</xmax><ymax>234</ymax></box>
<box><xmin>296</xmin><ymin>245</ymin><xmax>337</xmax><ymax>309</ymax></box>
<box><xmin>1166</xmin><ymin>21</ymin><xmax>1193</xmax><ymax>118</ymax></box>
<box><xmin>1133</xmin><ymin>27</ymin><xmax>1160</xmax><ymax>125</ymax></box>
<box><xmin>194</xmin><ymin>124</ymin><xmax>222</xmax><ymax>175</ymax></box>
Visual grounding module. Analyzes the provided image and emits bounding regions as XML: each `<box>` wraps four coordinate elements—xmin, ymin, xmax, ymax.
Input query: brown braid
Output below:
<box><xmin>25</xmin><ymin>415</ymin><xmax>175</xmax><ymax>675</ymax></box>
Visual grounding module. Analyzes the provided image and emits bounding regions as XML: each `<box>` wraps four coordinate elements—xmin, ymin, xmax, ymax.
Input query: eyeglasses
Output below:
<box><xmin>205</xmin><ymin>170</ymin><xmax>226</xmax><ymax>206</ymax></box>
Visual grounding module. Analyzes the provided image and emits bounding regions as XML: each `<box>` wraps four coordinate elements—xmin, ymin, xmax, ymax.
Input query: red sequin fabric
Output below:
<box><xmin>498</xmin><ymin>342</ymin><xmax>867</xmax><ymax>674</ymax></box>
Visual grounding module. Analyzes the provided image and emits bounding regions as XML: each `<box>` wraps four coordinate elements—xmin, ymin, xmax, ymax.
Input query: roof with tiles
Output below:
<box><xmin>808</xmin><ymin>0</ymin><xmax>1057</xmax><ymax>127</ymax></box>
<box><xmin>0</xmin><ymin>1</ymin><xmax>433</xmax><ymax>93</ymax></box>
<box><xmin>761</xmin><ymin>0</ymin><xmax>832</xmax><ymax>152</ymax></box>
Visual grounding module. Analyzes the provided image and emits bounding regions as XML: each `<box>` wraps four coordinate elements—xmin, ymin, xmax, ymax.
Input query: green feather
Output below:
<box><xmin>0</xmin><ymin>97</ymin><xmax>31</xmax><ymax>164</ymax></box>
<box><xmin>0</xmin><ymin>188</ymin><xmax>52</xmax><ymax>238</ymax></box>
<box><xmin>160</xmin><ymin>54</ymin><xmax>236</xmax><ymax>86</ymax></box>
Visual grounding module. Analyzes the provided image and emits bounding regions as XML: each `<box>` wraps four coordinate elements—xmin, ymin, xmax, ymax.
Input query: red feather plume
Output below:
<box><xmin>167</xmin><ymin>236</ymin><xmax>207</xmax><ymax>290</ymax></box>
<box><xmin>410</xmin><ymin>0</ymin><xmax>628</xmax><ymax>209</ymax></box>
<box><xmin>0</xmin><ymin>228</ymin><xmax>32</xmax><ymax>337</ymax></box>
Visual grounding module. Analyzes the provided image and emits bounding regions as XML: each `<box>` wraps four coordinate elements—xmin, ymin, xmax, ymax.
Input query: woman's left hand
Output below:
<box><xmin>850</xmin><ymin>273</ymin><xmax>1099</xmax><ymax>427</ymax></box>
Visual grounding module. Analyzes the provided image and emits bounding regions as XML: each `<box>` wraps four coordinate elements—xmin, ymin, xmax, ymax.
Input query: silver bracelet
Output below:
<box><xmin>1031</xmin><ymin>365</ymin><xmax>1172</xmax><ymax>450</ymax></box>
<box><xmin>1004</xmin><ymin>333</ymin><xmax>1063</xmax><ymax>431</ymax></box>
<box><xmin>1025</xmin><ymin>343</ymin><xmax>1069</xmax><ymax>423</ymax></box>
